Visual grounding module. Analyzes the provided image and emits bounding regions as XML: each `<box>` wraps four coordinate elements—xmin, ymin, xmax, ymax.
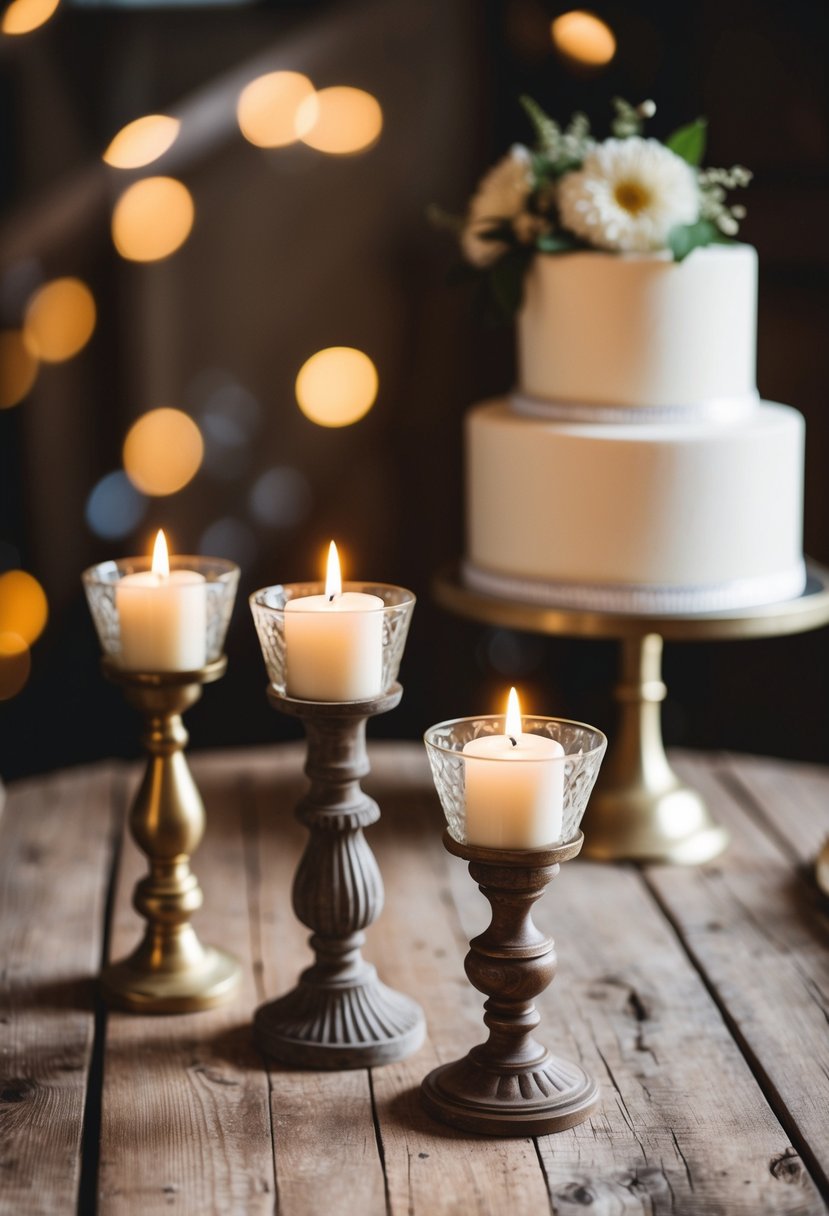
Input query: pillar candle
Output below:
<box><xmin>462</xmin><ymin>688</ymin><xmax>565</xmax><ymax>848</ymax></box>
<box><xmin>284</xmin><ymin>541</ymin><xmax>384</xmax><ymax>701</ymax></box>
<box><xmin>116</xmin><ymin>530</ymin><xmax>207</xmax><ymax>672</ymax></box>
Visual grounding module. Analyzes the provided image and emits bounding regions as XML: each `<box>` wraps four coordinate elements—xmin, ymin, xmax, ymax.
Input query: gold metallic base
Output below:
<box><xmin>102</xmin><ymin>944</ymin><xmax>241</xmax><ymax>1014</ymax></box>
<box><xmin>583</xmin><ymin>782</ymin><xmax>729</xmax><ymax>865</ymax></box>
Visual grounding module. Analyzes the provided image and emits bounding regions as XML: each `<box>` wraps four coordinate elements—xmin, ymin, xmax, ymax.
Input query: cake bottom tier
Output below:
<box><xmin>465</xmin><ymin>398</ymin><xmax>806</xmax><ymax>615</ymax></box>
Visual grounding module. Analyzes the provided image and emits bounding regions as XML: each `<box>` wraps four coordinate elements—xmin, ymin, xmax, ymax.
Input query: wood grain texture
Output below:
<box><xmin>0</xmin><ymin>763</ymin><xmax>121</xmax><ymax>1216</ymax></box>
<box><xmin>644</xmin><ymin>751</ymin><xmax>829</xmax><ymax>1203</ymax></box>
<box><xmin>98</xmin><ymin>757</ymin><xmax>274</xmax><ymax>1216</ymax></box>
<box><xmin>3</xmin><ymin>742</ymin><xmax>828</xmax><ymax>1216</ymax></box>
<box><xmin>248</xmin><ymin>745</ymin><xmax>389</xmax><ymax>1216</ymax></box>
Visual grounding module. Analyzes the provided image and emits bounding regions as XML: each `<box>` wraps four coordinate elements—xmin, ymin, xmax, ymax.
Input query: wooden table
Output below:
<box><xmin>2</xmin><ymin>743</ymin><xmax>828</xmax><ymax>1215</ymax></box>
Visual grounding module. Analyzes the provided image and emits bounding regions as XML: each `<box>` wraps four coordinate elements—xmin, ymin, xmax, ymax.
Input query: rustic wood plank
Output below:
<box><xmin>365</xmin><ymin>745</ymin><xmax>559</xmax><ymax>1216</ymax></box>
<box><xmin>720</xmin><ymin>750</ymin><xmax>829</xmax><ymax>868</ymax></box>
<box><xmin>248</xmin><ymin>743</ymin><xmax>390</xmax><ymax>1216</ymax></box>
<box><xmin>437</xmin><ymin>752</ymin><xmax>826</xmax><ymax>1215</ymax></box>
<box><xmin>0</xmin><ymin>763</ymin><xmax>122</xmax><ymax>1216</ymax></box>
<box><xmin>98</xmin><ymin>756</ymin><xmax>275</xmax><ymax>1216</ymax></box>
<box><xmin>640</xmin><ymin>751</ymin><xmax>829</xmax><ymax>1205</ymax></box>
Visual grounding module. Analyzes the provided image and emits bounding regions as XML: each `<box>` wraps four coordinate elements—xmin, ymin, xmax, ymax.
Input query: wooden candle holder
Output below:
<box><xmin>254</xmin><ymin>683</ymin><xmax>426</xmax><ymax>1069</ymax></box>
<box><xmin>421</xmin><ymin>829</ymin><xmax>599</xmax><ymax>1136</ymax></box>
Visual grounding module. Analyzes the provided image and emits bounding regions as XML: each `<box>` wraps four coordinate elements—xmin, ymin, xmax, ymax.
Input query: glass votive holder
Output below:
<box><xmin>250</xmin><ymin>581</ymin><xmax>415</xmax><ymax>700</ymax></box>
<box><xmin>424</xmin><ymin>715</ymin><xmax>607</xmax><ymax>849</ymax></box>
<box><xmin>83</xmin><ymin>556</ymin><xmax>239</xmax><ymax>671</ymax></box>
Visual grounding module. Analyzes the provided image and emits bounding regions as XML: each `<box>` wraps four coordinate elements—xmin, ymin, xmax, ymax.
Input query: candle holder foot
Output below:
<box><xmin>254</xmin><ymin>685</ymin><xmax>425</xmax><ymax>1069</ymax></box>
<box><xmin>254</xmin><ymin>968</ymin><xmax>424</xmax><ymax>1069</ymax></box>
<box><xmin>102</xmin><ymin>944</ymin><xmax>240</xmax><ymax>1015</ymax></box>
<box><xmin>102</xmin><ymin>659</ymin><xmax>241</xmax><ymax>1015</ymax></box>
<box><xmin>421</xmin><ymin>831</ymin><xmax>599</xmax><ymax>1136</ymax></box>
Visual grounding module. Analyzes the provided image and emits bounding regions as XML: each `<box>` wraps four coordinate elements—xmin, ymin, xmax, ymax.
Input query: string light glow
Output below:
<box><xmin>1</xmin><ymin>0</ymin><xmax>59</xmax><ymax>36</ymax></box>
<box><xmin>0</xmin><ymin>570</ymin><xmax>48</xmax><ymax>645</ymax></box>
<box><xmin>23</xmin><ymin>278</ymin><xmax>96</xmax><ymax>363</ymax></box>
<box><xmin>0</xmin><ymin>330</ymin><xmax>38</xmax><ymax>408</ymax></box>
<box><xmin>551</xmin><ymin>10</ymin><xmax>617</xmax><ymax>66</ymax></box>
<box><xmin>236</xmin><ymin>71</ymin><xmax>317</xmax><ymax>148</ymax></box>
<box><xmin>123</xmin><ymin>408</ymin><xmax>204</xmax><ymax>496</ymax></box>
<box><xmin>297</xmin><ymin>87</ymin><xmax>383</xmax><ymax>155</ymax></box>
<box><xmin>111</xmin><ymin>177</ymin><xmax>194</xmax><ymax>262</ymax></box>
<box><xmin>103</xmin><ymin>115</ymin><xmax>181</xmax><ymax>170</ymax></box>
<box><xmin>295</xmin><ymin>347</ymin><xmax>378</xmax><ymax>427</ymax></box>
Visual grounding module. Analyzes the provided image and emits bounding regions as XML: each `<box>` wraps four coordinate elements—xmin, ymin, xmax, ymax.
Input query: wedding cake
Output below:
<box><xmin>453</xmin><ymin>99</ymin><xmax>806</xmax><ymax>614</ymax></box>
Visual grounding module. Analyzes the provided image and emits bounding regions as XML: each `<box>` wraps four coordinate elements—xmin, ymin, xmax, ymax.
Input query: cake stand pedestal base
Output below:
<box><xmin>433</xmin><ymin>562</ymin><xmax>829</xmax><ymax>866</ymax></box>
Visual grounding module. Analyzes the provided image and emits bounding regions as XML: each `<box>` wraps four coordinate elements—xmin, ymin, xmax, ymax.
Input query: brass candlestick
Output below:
<box><xmin>424</xmin><ymin>714</ymin><xmax>606</xmax><ymax>1135</ymax></box>
<box><xmin>252</xmin><ymin>684</ymin><xmax>425</xmax><ymax>1067</ymax></box>
<box><xmin>83</xmin><ymin>553</ymin><xmax>241</xmax><ymax>1013</ymax></box>
<box><xmin>101</xmin><ymin>658</ymin><xmax>241</xmax><ymax>1013</ymax></box>
<box><xmin>250</xmin><ymin>577</ymin><xmax>424</xmax><ymax>1069</ymax></box>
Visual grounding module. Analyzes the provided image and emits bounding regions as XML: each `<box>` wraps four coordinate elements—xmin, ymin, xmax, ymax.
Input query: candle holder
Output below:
<box><xmin>83</xmin><ymin>556</ymin><xmax>240</xmax><ymax>1013</ymax></box>
<box><xmin>422</xmin><ymin>715</ymin><xmax>606</xmax><ymax>1135</ymax></box>
<box><xmin>250</xmin><ymin>581</ymin><xmax>425</xmax><ymax>1068</ymax></box>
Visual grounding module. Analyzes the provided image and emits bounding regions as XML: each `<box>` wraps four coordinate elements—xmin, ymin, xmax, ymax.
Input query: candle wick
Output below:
<box><xmin>509</xmin><ymin>735</ymin><xmax>518</xmax><ymax>747</ymax></box>
<box><xmin>328</xmin><ymin>593</ymin><xmax>335</xmax><ymax>603</ymax></box>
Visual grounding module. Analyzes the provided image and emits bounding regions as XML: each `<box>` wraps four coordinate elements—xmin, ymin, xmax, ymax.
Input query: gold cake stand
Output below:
<box><xmin>434</xmin><ymin>561</ymin><xmax>829</xmax><ymax>867</ymax></box>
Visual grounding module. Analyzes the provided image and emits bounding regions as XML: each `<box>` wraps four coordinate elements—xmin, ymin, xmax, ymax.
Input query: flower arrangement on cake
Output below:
<box><xmin>441</xmin><ymin>97</ymin><xmax>752</xmax><ymax>318</ymax></box>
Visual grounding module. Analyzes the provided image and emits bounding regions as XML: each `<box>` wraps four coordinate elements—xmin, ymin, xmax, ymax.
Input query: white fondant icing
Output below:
<box><xmin>463</xmin><ymin>561</ymin><xmax>807</xmax><ymax>616</ymax></box>
<box><xmin>517</xmin><ymin>245</ymin><xmax>758</xmax><ymax>408</ymax></box>
<box><xmin>465</xmin><ymin>398</ymin><xmax>804</xmax><ymax>600</ymax></box>
<box><xmin>511</xmin><ymin>390</ymin><xmax>759</xmax><ymax>426</ymax></box>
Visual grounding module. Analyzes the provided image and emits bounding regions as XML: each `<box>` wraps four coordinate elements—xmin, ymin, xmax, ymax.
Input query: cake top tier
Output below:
<box><xmin>516</xmin><ymin>244</ymin><xmax>758</xmax><ymax>411</ymax></box>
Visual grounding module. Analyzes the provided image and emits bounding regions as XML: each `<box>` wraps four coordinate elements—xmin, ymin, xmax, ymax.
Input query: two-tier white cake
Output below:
<box><xmin>464</xmin><ymin>244</ymin><xmax>806</xmax><ymax>613</ymax></box>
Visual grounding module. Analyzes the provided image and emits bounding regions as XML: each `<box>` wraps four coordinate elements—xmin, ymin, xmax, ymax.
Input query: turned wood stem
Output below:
<box><xmin>467</xmin><ymin>860</ymin><xmax>559</xmax><ymax>1071</ymax></box>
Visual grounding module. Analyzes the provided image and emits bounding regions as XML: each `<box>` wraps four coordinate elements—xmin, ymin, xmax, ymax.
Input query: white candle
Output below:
<box><xmin>462</xmin><ymin>688</ymin><xmax>565</xmax><ymax>848</ymax></box>
<box><xmin>116</xmin><ymin>530</ymin><xmax>207</xmax><ymax>672</ymax></box>
<box><xmin>284</xmin><ymin>541</ymin><xmax>384</xmax><ymax>701</ymax></box>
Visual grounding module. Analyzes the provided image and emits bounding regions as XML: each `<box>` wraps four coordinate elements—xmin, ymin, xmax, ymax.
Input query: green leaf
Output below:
<box><xmin>519</xmin><ymin>95</ymin><xmax>560</xmax><ymax>156</ymax></box>
<box><xmin>667</xmin><ymin>218</ymin><xmax>726</xmax><ymax>262</ymax></box>
<box><xmin>487</xmin><ymin>251</ymin><xmax>531</xmax><ymax>322</ymax></box>
<box><xmin>536</xmin><ymin>232</ymin><xmax>578</xmax><ymax>254</ymax></box>
<box><xmin>666</xmin><ymin>118</ymin><xmax>708</xmax><ymax>166</ymax></box>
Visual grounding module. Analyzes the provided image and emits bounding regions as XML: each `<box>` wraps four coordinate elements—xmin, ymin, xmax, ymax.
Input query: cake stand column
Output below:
<box><xmin>583</xmin><ymin>632</ymin><xmax>729</xmax><ymax>864</ymax></box>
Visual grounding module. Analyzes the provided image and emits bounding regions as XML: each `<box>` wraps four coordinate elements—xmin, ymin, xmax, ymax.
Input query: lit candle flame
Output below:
<box><xmin>505</xmin><ymin>686</ymin><xmax>522</xmax><ymax>745</ymax></box>
<box><xmin>152</xmin><ymin>529</ymin><xmax>170</xmax><ymax>579</ymax></box>
<box><xmin>325</xmin><ymin>540</ymin><xmax>342</xmax><ymax>601</ymax></box>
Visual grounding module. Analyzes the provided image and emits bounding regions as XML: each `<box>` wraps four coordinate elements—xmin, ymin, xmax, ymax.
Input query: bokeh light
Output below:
<box><xmin>85</xmin><ymin>471</ymin><xmax>147</xmax><ymax>540</ymax></box>
<box><xmin>199</xmin><ymin>518</ymin><xmax>258</xmax><ymax>569</ymax></box>
<box><xmin>249</xmin><ymin>466</ymin><xmax>312</xmax><ymax>529</ymax></box>
<box><xmin>123</xmin><ymin>408</ymin><xmax>204</xmax><ymax>496</ymax></box>
<box><xmin>103</xmin><ymin>115</ymin><xmax>181</xmax><ymax>169</ymax></box>
<box><xmin>295</xmin><ymin>347</ymin><xmax>378</xmax><ymax>427</ymax></box>
<box><xmin>297</xmin><ymin>87</ymin><xmax>383</xmax><ymax>155</ymax></box>
<box><xmin>111</xmin><ymin>177</ymin><xmax>194</xmax><ymax>262</ymax></box>
<box><xmin>0</xmin><ymin>570</ymin><xmax>48</xmax><ymax>645</ymax></box>
<box><xmin>23</xmin><ymin>278</ymin><xmax>96</xmax><ymax>363</ymax></box>
<box><xmin>1</xmin><ymin>0</ymin><xmax>59</xmax><ymax>35</ymax></box>
<box><xmin>551</xmin><ymin>11</ymin><xmax>617</xmax><ymax>66</ymax></box>
<box><xmin>0</xmin><ymin>330</ymin><xmax>38</xmax><ymax>408</ymax></box>
<box><xmin>236</xmin><ymin>71</ymin><xmax>317</xmax><ymax>148</ymax></box>
<box><xmin>0</xmin><ymin>634</ymin><xmax>31</xmax><ymax>701</ymax></box>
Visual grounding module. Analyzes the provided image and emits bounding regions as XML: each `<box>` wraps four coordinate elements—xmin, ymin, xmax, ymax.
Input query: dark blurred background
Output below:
<box><xmin>1</xmin><ymin>0</ymin><xmax>827</xmax><ymax>779</ymax></box>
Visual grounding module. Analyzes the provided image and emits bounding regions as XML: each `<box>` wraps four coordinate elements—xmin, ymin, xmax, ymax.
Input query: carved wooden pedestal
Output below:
<box><xmin>421</xmin><ymin>830</ymin><xmax>598</xmax><ymax>1136</ymax></box>
<box><xmin>254</xmin><ymin>683</ymin><xmax>425</xmax><ymax>1069</ymax></box>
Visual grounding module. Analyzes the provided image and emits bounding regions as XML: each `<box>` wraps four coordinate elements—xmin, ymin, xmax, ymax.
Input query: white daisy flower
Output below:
<box><xmin>460</xmin><ymin>144</ymin><xmax>533</xmax><ymax>267</ymax></box>
<box><xmin>558</xmin><ymin>137</ymin><xmax>699</xmax><ymax>253</ymax></box>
